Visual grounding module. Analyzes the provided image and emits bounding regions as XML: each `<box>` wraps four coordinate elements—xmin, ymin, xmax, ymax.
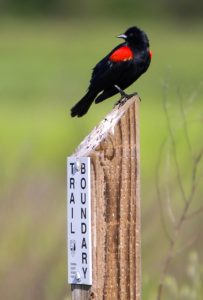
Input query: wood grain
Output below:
<box><xmin>71</xmin><ymin>96</ymin><xmax>141</xmax><ymax>300</ymax></box>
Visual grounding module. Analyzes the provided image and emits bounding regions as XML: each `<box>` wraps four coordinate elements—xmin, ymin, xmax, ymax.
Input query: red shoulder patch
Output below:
<box><xmin>149</xmin><ymin>50</ymin><xmax>153</xmax><ymax>59</ymax></box>
<box><xmin>109</xmin><ymin>46</ymin><xmax>133</xmax><ymax>62</ymax></box>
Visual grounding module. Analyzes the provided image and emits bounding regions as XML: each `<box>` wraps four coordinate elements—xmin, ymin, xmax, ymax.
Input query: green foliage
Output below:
<box><xmin>0</xmin><ymin>0</ymin><xmax>202</xmax><ymax>19</ymax></box>
<box><xmin>164</xmin><ymin>252</ymin><xmax>202</xmax><ymax>300</ymax></box>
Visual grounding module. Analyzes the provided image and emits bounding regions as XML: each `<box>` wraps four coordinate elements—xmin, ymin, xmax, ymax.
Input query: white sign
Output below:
<box><xmin>67</xmin><ymin>157</ymin><xmax>92</xmax><ymax>285</ymax></box>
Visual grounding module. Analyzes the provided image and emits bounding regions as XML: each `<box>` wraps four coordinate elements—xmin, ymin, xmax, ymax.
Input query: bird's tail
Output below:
<box><xmin>71</xmin><ymin>91</ymin><xmax>96</xmax><ymax>117</ymax></box>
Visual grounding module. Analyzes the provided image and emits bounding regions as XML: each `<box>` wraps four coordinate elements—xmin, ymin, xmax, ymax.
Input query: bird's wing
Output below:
<box><xmin>108</xmin><ymin>45</ymin><xmax>133</xmax><ymax>62</ymax></box>
<box><xmin>89</xmin><ymin>44</ymin><xmax>134</xmax><ymax>91</ymax></box>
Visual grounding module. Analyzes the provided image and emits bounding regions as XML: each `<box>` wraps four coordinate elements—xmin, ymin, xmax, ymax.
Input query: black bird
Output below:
<box><xmin>71</xmin><ymin>26</ymin><xmax>152</xmax><ymax>117</ymax></box>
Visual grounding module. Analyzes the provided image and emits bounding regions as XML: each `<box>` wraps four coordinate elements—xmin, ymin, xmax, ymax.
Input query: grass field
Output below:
<box><xmin>0</xmin><ymin>17</ymin><xmax>203</xmax><ymax>299</ymax></box>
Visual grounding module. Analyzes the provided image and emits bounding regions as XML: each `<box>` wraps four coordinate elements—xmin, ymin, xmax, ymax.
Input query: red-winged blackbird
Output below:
<box><xmin>71</xmin><ymin>26</ymin><xmax>152</xmax><ymax>117</ymax></box>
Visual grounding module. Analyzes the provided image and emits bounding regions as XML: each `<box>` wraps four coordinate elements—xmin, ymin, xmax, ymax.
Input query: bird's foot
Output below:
<box><xmin>114</xmin><ymin>85</ymin><xmax>141</xmax><ymax>108</ymax></box>
<box><xmin>114</xmin><ymin>97</ymin><xmax>127</xmax><ymax>108</ymax></box>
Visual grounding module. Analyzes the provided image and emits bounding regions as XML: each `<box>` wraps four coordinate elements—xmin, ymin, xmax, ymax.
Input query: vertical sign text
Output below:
<box><xmin>67</xmin><ymin>157</ymin><xmax>92</xmax><ymax>285</ymax></box>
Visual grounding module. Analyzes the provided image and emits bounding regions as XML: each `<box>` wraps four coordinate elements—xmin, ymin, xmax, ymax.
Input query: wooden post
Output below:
<box><xmin>71</xmin><ymin>96</ymin><xmax>141</xmax><ymax>300</ymax></box>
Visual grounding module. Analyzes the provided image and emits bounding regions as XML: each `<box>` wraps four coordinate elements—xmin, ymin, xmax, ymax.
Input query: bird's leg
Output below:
<box><xmin>114</xmin><ymin>85</ymin><xmax>140</xmax><ymax>107</ymax></box>
<box><xmin>114</xmin><ymin>85</ymin><xmax>130</xmax><ymax>98</ymax></box>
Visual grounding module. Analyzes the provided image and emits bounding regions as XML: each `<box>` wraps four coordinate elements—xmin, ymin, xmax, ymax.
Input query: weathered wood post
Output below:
<box><xmin>68</xmin><ymin>95</ymin><xmax>141</xmax><ymax>300</ymax></box>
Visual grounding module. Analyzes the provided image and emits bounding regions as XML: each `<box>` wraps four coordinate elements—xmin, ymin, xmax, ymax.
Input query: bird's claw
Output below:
<box><xmin>114</xmin><ymin>97</ymin><xmax>127</xmax><ymax>108</ymax></box>
<box><xmin>114</xmin><ymin>91</ymin><xmax>141</xmax><ymax>108</ymax></box>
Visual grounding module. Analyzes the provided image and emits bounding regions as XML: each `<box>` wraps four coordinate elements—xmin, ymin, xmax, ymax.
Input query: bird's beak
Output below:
<box><xmin>117</xmin><ymin>34</ymin><xmax>127</xmax><ymax>40</ymax></box>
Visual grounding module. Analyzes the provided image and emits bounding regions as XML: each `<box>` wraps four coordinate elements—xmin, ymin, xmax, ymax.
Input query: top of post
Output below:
<box><xmin>73</xmin><ymin>95</ymin><xmax>139</xmax><ymax>157</ymax></box>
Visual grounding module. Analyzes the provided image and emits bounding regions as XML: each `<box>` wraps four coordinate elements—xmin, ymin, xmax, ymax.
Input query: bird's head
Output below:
<box><xmin>117</xmin><ymin>26</ymin><xmax>149</xmax><ymax>49</ymax></box>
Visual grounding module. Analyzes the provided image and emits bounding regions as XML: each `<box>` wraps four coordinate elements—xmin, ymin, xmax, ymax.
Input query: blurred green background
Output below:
<box><xmin>0</xmin><ymin>1</ymin><xmax>203</xmax><ymax>299</ymax></box>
